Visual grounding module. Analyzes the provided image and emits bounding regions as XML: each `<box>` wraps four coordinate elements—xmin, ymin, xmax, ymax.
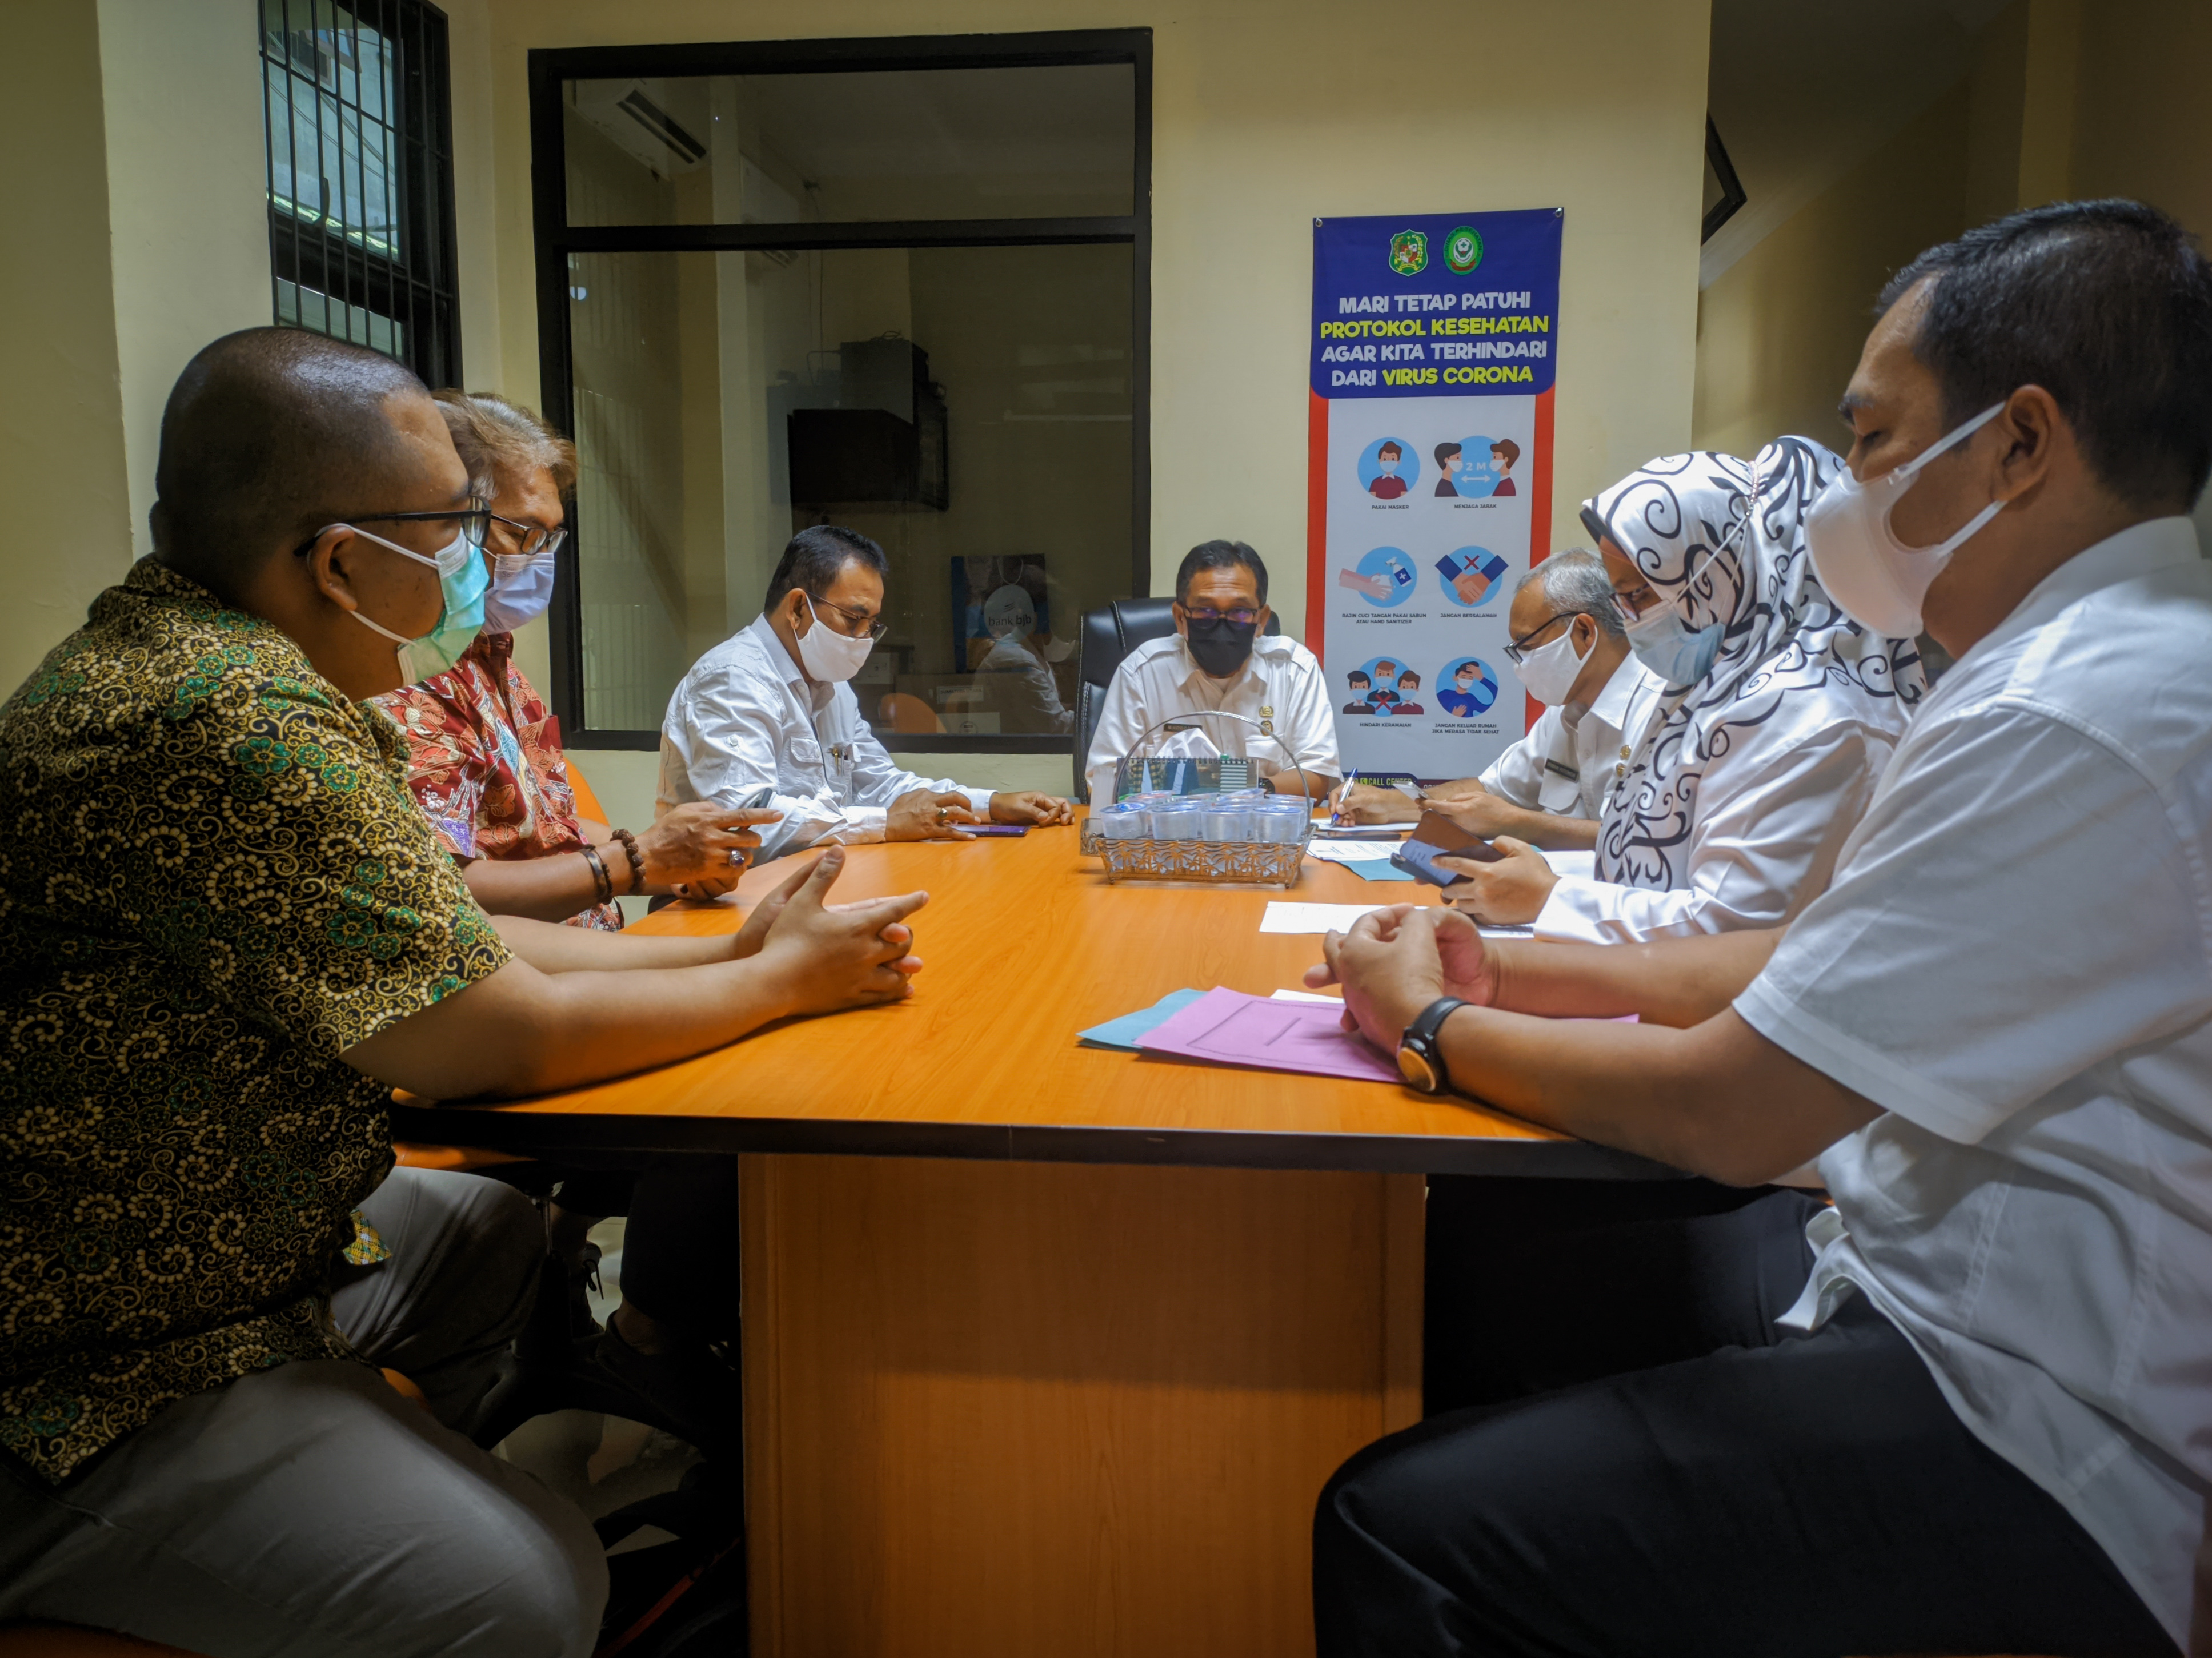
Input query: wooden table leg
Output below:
<box><xmin>740</xmin><ymin>1155</ymin><xmax>1424</xmax><ymax>1658</ymax></box>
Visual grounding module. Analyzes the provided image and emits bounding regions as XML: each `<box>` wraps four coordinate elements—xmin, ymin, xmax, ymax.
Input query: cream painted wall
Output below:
<box><xmin>1692</xmin><ymin>92</ymin><xmax>1970</xmax><ymax>459</ymax></box>
<box><xmin>1694</xmin><ymin>0</ymin><xmax>2212</xmax><ymax>477</ymax></box>
<box><xmin>0</xmin><ymin>2</ymin><xmax>133</xmax><ymax>690</ymax></box>
<box><xmin>0</xmin><ymin>0</ymin><xmax>275</xmax><ymax>694</ymax></box>
<box><xmin>97</xmin><ymin>0</ymin><xmax>274</xmax><ymax>563</ymax></box>
<box><xmin>4</xmin><ymin>0</ymin><xmax>1711</xmax><ymax>833</ymax></box>
<box><xmin>475</xmin><ymin>1</ymin><xmax>1710</xmax><ymax>627</ymax></box>
<box><xmin>468</xmin><ymin>0</ymin><xmax>1712</xmax><ymax>828</ymax></box>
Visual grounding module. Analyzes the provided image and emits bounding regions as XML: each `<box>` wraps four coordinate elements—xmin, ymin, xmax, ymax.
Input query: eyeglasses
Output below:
<box><xmin>487</xmin><ymin>511</ymin><xmax>568</xmax><ymax>560</ymax></box>
<box><xmin>1502</xmin><ymin>612</ymin><xmax>1575</xmax><ymax>665</ymax></box>
<box><xmin>1582</xmin><ymin>501</ymin><xmax>1749</xmax><ymax>628</ymax></box>
<box><xmin>296</xmin><ymin>497</ymin><xmax>493</xmax><ymax>555</ymax></box>
<box><xmin>1183</xmin><ymin>607</ymin><xmax>1260</xmax><ymax>625</ymax></box>
<box><xmin>811</xmin><ymin>593</ymin><xmax>891</xmax><ymax>640</ymax></box>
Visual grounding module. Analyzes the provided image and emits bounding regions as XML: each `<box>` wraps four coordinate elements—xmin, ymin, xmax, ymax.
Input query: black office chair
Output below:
<box><xmin>1073</xmin><ymin>599</ymin><xmax>1280</xmax><ymax>800</ymax></box>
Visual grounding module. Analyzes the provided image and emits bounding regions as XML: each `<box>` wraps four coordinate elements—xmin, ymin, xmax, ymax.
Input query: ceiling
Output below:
<box><xmin>1701</xmin><ymin>0</ymin><xmax>2013</xmax><ymax>287</ymax></box>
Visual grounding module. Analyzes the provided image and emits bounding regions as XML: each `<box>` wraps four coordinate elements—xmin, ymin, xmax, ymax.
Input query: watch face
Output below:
<box><xmin>1397</xmin><ymin>1042</ymin><xmax>1439</xmax><ymax>1093</ymax></box>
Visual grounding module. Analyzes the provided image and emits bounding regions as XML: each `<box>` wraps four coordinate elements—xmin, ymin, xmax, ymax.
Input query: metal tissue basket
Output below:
<box><xmin>1080</xmin><ymin>713</ymin><xmax>1313</xmax><ymax>887</ymax></box>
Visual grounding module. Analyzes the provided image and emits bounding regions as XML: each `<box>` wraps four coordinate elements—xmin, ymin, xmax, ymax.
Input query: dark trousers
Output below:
<box><xmin>1314</xmin><ymin>1186</ymin><xmax>2176</xmax><ymax>1658</ymax></box>
<box><xmin>619</xmin><ymin>1155</ymin><xmax>743</xmax><ymax>1343</ymax></box>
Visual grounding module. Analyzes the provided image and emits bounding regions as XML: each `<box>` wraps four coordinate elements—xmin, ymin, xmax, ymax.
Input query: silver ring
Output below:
<box><xmin>727</xmin><ymin>849</ymin><xmax>743</xmax><ymax>866</ymax></box>
<box><xmin>936</xmin><ymin>807</ymin><xmax>948</xmax><ymax>822</ymax></box>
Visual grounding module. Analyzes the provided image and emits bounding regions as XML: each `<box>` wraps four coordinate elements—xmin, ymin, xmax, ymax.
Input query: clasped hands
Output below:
<box><xmin>1305</xmin><ymin>904</ymin><xmax>1497</xmax><ymax>1055</ymax></box>
<box><xmin>727</xmin><ymin>845</ymin><xmax>927</xmax><ymax>1010</ymax></box>
<box><xmin>885</xmin><ymin>787</ymin><xmax>1075</xmax><ymax>841</ymax></box>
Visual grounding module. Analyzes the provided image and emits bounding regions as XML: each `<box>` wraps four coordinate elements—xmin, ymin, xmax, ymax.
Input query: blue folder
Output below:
<box><xmin>1077</xmin><ymin>988</ymin><xmax>1207</xmax><ymax>1051</ymax></box>
<box><xmin>1337</xmin><ymin>858</ymin><xmax>1416</xmax><ymax>882</ymax></box>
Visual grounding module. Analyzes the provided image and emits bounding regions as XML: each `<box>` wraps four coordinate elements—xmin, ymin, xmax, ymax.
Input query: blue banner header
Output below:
<box><xmin>1311</xmin><ymin>208</ymin><xmax>1563</xmax><ymax>400</ymax></box>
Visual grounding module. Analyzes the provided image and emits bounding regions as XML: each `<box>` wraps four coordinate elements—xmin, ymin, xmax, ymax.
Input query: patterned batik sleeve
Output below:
<box><xmin>173</xmin><ymin>672</ymin><xmax>511</xmax><ymax>1054</ymax></box>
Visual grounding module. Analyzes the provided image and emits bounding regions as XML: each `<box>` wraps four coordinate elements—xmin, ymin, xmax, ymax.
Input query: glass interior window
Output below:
<box><xmin>561</xmin><ymin>65</ymin><xmax>1136</xmax><ymax>227</ymax></box>
<box><xmin>566</xmin><ymin>243</ymin><xmax>1134</xmax><ymax>736</ymax></box>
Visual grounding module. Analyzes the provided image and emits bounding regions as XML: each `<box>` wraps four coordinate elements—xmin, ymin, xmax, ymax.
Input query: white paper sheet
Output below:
<box><xmin>1544</xmin><ymin>849</ymin><xmax>1596</xmax><ymax>881</ymax></box>
<box><xmin>1259</xmin><ymin>901</ymin><xmax>1399</xmax><ymax>934</ymax></box>
<box><xmin>1303</xmin><ymin>840</ymin><xmax>1408</xmax><ymax>864</ymax></box>
<box><xmin>1269</xmin><ymin>987</ymin><xmax>1343</xmax><ymax>1003</ymax></box>
<box><xmin>1313</xmin><ymin>820</ymin><xmax>1418</xmax><ymax>837</ymax></box>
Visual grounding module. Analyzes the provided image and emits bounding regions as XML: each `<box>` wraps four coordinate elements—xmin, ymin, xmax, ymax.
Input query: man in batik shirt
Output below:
<box><xmin>0</xmin><ymin>328</ymin><xmax>929</xmax><ymax>1656</ymax></box>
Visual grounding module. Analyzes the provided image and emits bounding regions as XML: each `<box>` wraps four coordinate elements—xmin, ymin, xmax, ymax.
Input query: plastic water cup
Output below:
<box><xmin>1157</xmin><ymin>806</ymin><xmax>1207</xmax><ymax>841</ymax></box>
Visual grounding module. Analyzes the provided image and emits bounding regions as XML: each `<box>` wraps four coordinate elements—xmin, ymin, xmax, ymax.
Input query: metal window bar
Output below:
<box><xmin>259</xmin><ymin>0</ymin><xmax>459</xmax><ymax>386</ymax></box>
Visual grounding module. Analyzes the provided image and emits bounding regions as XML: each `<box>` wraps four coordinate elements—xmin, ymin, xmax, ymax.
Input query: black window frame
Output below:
<box><xmin>259</xmin><ymin>0</ymin><xmax>464</xmax><ymax>388</ymax></box>
<box><xmin>528</xmin><ymin>29</ymin><xmax>1153</xmax><ymax>753</ymax></box>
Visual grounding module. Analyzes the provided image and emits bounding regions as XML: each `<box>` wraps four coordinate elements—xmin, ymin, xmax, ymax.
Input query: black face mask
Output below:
<box><xmin>1185</xmin><ymin>615</ymin><xmax>1258</xmax><ymax>677</ymax></box>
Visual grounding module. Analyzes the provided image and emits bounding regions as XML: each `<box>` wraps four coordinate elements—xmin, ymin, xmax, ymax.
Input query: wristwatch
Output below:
<box><xmin>1396</xmin><ymin>997</ymin><xmax>1469</xmax><ymax>1094</ymax></box>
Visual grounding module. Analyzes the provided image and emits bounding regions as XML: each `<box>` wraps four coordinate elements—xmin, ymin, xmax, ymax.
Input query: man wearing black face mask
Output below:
<box><xmin>1084</xmin><ymin>539</ymin><xmax>1339</xmax><ymax>805</ymax></box>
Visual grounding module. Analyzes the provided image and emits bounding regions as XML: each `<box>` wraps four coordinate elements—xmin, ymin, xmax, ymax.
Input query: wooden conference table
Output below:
<box><xmin>395</xmin><ymin>822</ymin><xmax>1665</xmax><ymax>1658</ymax></box>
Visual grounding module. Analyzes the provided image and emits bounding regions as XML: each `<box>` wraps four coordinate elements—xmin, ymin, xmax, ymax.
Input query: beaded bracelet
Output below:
<box><xmin>610</xmin><ymin>827</ymin><xmax>646</xmax><ymax>895</ymax></box>
<box><xmin>579</xmin><ymin>842</ymin><xmax>615</xmax><ymax>907</ymax></box>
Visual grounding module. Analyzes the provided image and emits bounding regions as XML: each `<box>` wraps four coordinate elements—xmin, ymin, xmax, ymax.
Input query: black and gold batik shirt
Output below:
<box><xmin>0</xmin><ymin>559</ymin><xmax>510</xmax><ymax>1482</ymax></box>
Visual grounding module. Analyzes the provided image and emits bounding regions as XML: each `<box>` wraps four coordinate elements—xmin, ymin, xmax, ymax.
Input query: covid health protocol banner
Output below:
<box><xmin>1307</xmin><ymin>208</ymin><xmax>1563</xmax><ymax>779</ymax></box>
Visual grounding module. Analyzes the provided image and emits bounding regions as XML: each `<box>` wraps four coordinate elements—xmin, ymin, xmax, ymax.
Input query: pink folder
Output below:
<box><xmin>1135</xmin><ymin>987</ymin><xmax>1402</xmax><ymax>1084</ymax></box>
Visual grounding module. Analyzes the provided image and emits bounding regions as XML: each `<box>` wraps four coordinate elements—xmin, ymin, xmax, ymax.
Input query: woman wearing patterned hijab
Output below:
<box><xmin>1446</xmin><ymin>436</ymin><xmax>1927</xmax><ymax>941</ymax></box>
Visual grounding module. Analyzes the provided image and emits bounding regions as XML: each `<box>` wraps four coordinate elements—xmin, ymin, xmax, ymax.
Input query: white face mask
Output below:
<box><xmin>793</xmin><ymin>592</ymin><xmax>876</xmax><ymax>683</ymax></box>
<box><xmin>482</xmin><ymin>548</ymin><xmax>558</xmax><ymax>634</ymax></box>
<box><xmin>1803</xmin><ymin>402</ymin><xmax>2006</xmax><ymax>638</ymax></box>
<box><xmin>1510</xmin><ymin>619</ymin><xmax>1593</xmax><ymax>706</ymax></box>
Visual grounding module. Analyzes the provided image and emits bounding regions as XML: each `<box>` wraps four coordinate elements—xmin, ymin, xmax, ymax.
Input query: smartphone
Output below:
<box><xmin>1390</xmin><ymin>809</ymin><xmax>1505</xmax><ymax>886</ymax></box>
<box><xmin>739</xmin><ymin>785</ymin><xmax>776</xmax><ymax>810</ymax></box>
<box><xmin>961</xmin><ymin>824</ymin><xmax>1029</xmax><ymax>837</ymax></box>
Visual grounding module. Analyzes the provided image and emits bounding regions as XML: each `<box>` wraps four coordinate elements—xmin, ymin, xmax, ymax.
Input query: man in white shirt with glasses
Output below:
<box><xmin>1332</xmin><ymin>549</ymin><xmax>1663</xmax><ymax>848</ymax></box>
<box><xmin>1083</xmin><ymin>539</ymin><xmax>1340</xmax><ymax>806</ymax></box>
<box><xmin>1309</xmin><ymin>198</ymin><xmax>2212</xmax><ymax>1658</ymax></box>
<box><xmin>660</xmin><ymin>525</ymin><xmax>1072</xmax><ymax>862</ymax></box>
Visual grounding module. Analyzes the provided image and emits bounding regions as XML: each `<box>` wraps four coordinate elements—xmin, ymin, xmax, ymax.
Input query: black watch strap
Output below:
<box><xmin>1397</xmin><ymin>996</ymin><xmax>1469</xmax><ymax>1094</ymax></box>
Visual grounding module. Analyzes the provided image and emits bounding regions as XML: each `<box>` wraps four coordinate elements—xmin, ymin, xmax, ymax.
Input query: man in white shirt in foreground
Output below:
<box><xmin>1309</xmin><ymin>199</ymin><xmax>2212</xmax><ymax>1657</ymax></box>
<box><xmin>1331</xmin><ymin>548</ymin><xmax>1662</xmax><ymax>848</ymax></box>
<box><xmin>660</xmin><ymin>525</ymin><xmax>1071</xmax><ymax>862</ymax></box>
<box><xmin>1083</xmin><ymin>539</ymin><xmax>1340</xmax><ymax>806</ymax></box>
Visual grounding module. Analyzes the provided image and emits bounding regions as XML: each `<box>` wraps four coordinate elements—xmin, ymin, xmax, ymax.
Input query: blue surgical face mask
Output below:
<box><xmin>336</xmin><ymin>524</ymin><xmax>491</xmax><ymax>685</ymax></box>
<box><xmin>482</xmin><ymin>548</ymin><xmax>558</xmax><ymax>634</ymax></box>
<box><xmin>1621</xmin><ymin>603</ymin><xmax>1723</xmax><ymax>687</ymax></box>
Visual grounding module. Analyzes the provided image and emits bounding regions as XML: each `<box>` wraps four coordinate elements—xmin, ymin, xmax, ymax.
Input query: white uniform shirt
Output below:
<box><xmin>658</xmin><ymin>615</ymin><xmax>993</xmax><ymax>861</ymax></box>
<box><xmin>1530</xmin><ymin>679</ymin><xmax>1905</xmax><ymax>946</ymax></box>
<box><xmin>1477</xmin><ymin>652</ymin><xmax>1664</xmax><ymax>822</ymax></box>
<box><xmin>1083</xmin><ymin>632</ymin><xmax>1340</xmax><ymax>805</ymax></box>
<box><xmin>1735</xmin><ymin>517</ymin><xmax>2212</xmax><ymax>1646</ymax></box>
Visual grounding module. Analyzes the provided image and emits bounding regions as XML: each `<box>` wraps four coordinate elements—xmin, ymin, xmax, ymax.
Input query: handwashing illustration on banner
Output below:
<box><xmin>1307</xmin><ymin>208</ymin><xmax>1563</xmax><ymax>778</ymax></box>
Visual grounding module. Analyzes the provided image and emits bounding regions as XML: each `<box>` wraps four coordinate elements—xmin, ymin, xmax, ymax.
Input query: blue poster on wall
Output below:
<box><xmin>1305</xmin><ymin>208</ymin><xmax>1563</xmax><ymax>779</ymax></box>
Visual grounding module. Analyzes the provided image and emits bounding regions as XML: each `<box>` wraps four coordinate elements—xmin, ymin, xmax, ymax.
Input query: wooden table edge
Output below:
<box><xmin>387</xmin><ymin>1101</ymin><xmax>1681</xmax><ymax>1178</ymax></box>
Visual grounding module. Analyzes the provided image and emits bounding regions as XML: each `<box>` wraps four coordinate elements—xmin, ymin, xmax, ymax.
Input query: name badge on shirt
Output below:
<box><xmin>1544</xmin><ymin>758</ymin><xmax>1581</xmax><ymax>782</ymax></box>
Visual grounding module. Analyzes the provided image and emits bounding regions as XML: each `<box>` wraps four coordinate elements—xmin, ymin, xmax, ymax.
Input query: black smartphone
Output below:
<box><xmin>1390</xmin><ymin>809</ymin><xmax>1505</xmax><ymax>886</ymax></box>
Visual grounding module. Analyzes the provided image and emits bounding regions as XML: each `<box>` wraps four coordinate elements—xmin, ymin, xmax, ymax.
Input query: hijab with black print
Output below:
<box><xmin>1582</xmin><ymin>436</ymin><xmax>1928</xmax><ymax>892</ymax></box>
